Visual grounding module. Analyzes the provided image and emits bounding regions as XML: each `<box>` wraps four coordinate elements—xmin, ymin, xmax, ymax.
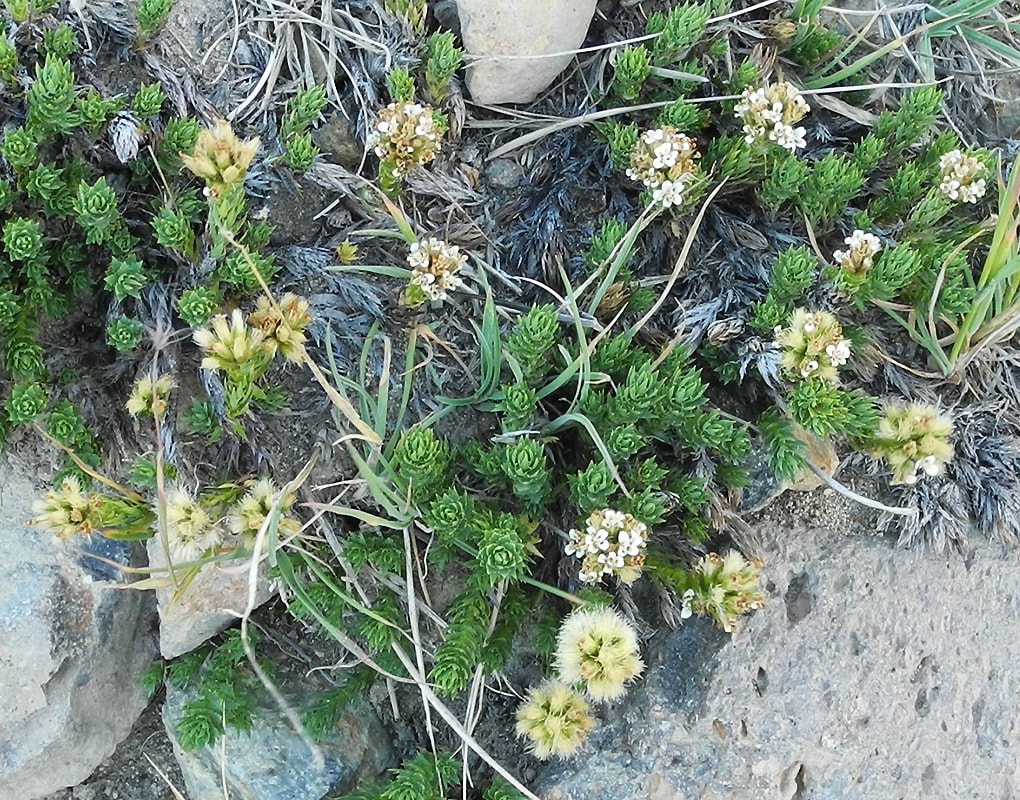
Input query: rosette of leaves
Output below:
<box><xmin>106</xmin><ymin>317</ymin><xmax>145</xmax><ymax>351</ymax></box>
<box><xmin>2</xmin><ymin>127</ymin><xmax>38</xmax><ymax>171</ymax></box>
<box><xmin>501</xmin><ymin>436</ymin><xmax>552</xmax><ymax>510</ymax></box>
<box><xmin>497</xmin><ymin>381</ymin><xmax>537</xmax><ymax>431</ymax></box>
<box><xmin>104</xmin><ymin>255</ymin><xmax>147</xmax><ymax>301</ymax></box>
<box><xmin>4</xmin><ymin>322</ymin><xmax>45</xmax><ymax>379</ymax></box>
<box><xmin>5</xmin><ymin>380</ymin><xmax>46</xmax><ymax>423</ymax></box>
<box><xmin>391</xmin><ymin>425</ymin><xmax>452</xmax><ymax>505</ymax></box>
<box><xmin>424</xmin><ymin>30</ymin><xmax>462</xmax><ymax>103</ymax></box>
<box><xmin>280</xmin><ymin>86</ymin><xmax>326</xmax><ymax>172</ymax></box>
<box><xmin>2</xmin><ymin>217</ymin><xmax>45</xmax><ymax>263</ymax></box>
<box><xmin>152</xmin><ymin>205</ymin><xmax>197</xmax><ymax>258</ymax></box>
<box><xmin>136</xmin><ymin>0</ymin><xmax>174</xmax><ymax>43</ymax></box>
<box><xmin>25</xmin><ymin>55</ymin><xmax>75</xmax><ymax>138</ymax></box>
<box><xmin>423</xmin><ymin>487</ymin><xmax>476</xmax><ymax>547</ymax></box>
<box><xmin>475</xmin><ymin>512</ymin><xmax>529</xmax><ymax>585</ymax></box>
<box><xmin>176</xmin><ymin>286</ymin><xmax>220</xmax><ymax>327</ymax></box>
<box><xmin>505</xmin><ymin>304</ymin><xmax>560</xmax><ymax>383</ymax></box>
<box><xmin>131</xmin><ymin>83</ymin><xmax>165</xmax><ymax>118</ymax></box>
<box><xmin>427</xmin><ymin>587</ymin><xmax>490</xmax><ymax>697</ymax></box>
<box><xmin>73</xmin><ymin>177</ymin><xmax>120</xmax><ymax>245</ymax></box>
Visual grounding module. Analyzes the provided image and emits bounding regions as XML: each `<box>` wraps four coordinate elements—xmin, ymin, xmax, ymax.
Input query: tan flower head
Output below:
<box><xmin>555</xmin><ymin>606</ymin><xmax>644</xmax><ymax>702</ymax></box>
<box><xmin>249</xmin><ymin>293</ymin><xmax>312</xmax><ymax>363</ymax></box>
<box><xmin>515</xmin><ymin>680</ymin><xmax>595</xmax><ymax>759</ymax></box>
<box><xmin>193</xmin><ymin>309</ymin><xmax>269</xmax><ymax>374</ymax></box>
<box><xmin>565</xmin><ymin>508</ymin><xmax>648</xmax><ymax>584</ymax></box>
<box><xmin>227</xmin><ymin>477</ymin><xmax>300</xmax><ymax>540</ymax></box>
<box><xmin>180</xmin><ymin>119</ymin><xmax>260</xmax><ymax>187</ymax></box>
<box><xmin>31</xmin><ymin>476</ymin><xmax>102</xmax><ymax>538</ymax></box>
<box><xmin>164</xmin><ymin>488</ymin><xmax>223</xmax><ymax>563</ymax></box>
<box><xmin>774</xmin><ymin>308</ymin><xmax>852</xmax><ymax>383</ymax></box>
<box><xmin>405</xmin><ymin>237</ymin><xmax>466</xmax><ymax>303</ymax></box>
<box><xmin>126</xmin><ymin>374</ymin><xmax>175</xmax><ymax>418</ymax></box>
<box><xmin>735</xmin><ymin>81</ymin><xmax>809</xmax><ymax>152</ymax></box>
<box><xmin>683</xmin><ymin>550</ymin><xmax>765</xmax><ymax>633</ymax></box>
<box><xmin>367</xmin><ymin>102</ymin><xmax>443</xmax><ymax>177</ymax></box>
<box><xmin>938</xmin><ymin>149</ymin><xmax>987</xmax><ymax>204</ymax></box>
<box><xmin>626</xmin><ymin>126</ymin><xmax>701</xmax><ymax>208</ymax></box>
<box><xmin>832</xmin><ymin>230</ymin><xmax>881</xmax><ymax>294</ymax></box>
<box><xmin>870</xmin><ymin>402</ymin><xmax>954</xmax><ymax>485</ymax></box>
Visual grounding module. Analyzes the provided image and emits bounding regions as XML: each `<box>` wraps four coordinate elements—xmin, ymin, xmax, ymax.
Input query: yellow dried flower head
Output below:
<box><xmin>871</xmin><ymin>402</ymin><xmax>954</xmax><ymax>485</ymax></box>
<box><xmin>31</xmin><ymin>476</ymin><xmax>102</xmax><ymax>538</ymax></box>
<box><xmin>367</xmin><ymin>102</ymin><xmax>443</xmax><ymax>177</ymax></box>
<box><xmin>625</xmin><ymin>127</ymin><xmax>701</xmax><ymax>208</ymax></box>
<box><xmin>227</xmin><ymin>477</ymin><xmax>300</xmax><ymax>539</ymax></box>
<box><xmin>734</xmin><ymin>81</ymin><xmax>809</xmax><ymax>152</ymax></box>
<box><xmin>405</xmin><ymin>237</ymin><xmax>466</xmax><ymax>303</ymax></box>
<box><xmin>555</xmin><ymin>606</ymin><xmax>644</xmax><ymax>702</ymax></box>
<box><xmin>193</xmin><ymin>308</ymin><xmax>269</xmax><ymax>374</ymax></box>
<box><xmin>684</xmin><ymin>550</ymin><xmax>765</xmax><ymax>633</ymax></box>
<box><xmin>126</xmin><ymin>374</ymin><xmax>175</xmax><ymax>418</ymax></box>
<box><xmin>774</xmin><ymin>308</ymin><xmax>851</xmax><ymax>383</ymax></box>
<box><xmin>249</xmin><ymin>293</ymin><xmax>312</xmax><ymax>363</ymax></box>
<box><xmin>938</xmin><ymin>149</ymin><xmax>987</xmax><ymax>204</ymax></box>
<box><xmin>180</xmin><ymin>119</ymin><xmax>260</xmax><ymax>187</ymax></box>
<box><xmin>336</xmin><ymin>238</ymin><xmax>358</xmax><ymax>264</ymax></box>
<box><xmin>832</xmin><ymin>229</ymin><xmax>881</xmax><ymax>294</ymax></box>
<box><xmin>515</xmin><ymin>679</ymin><xmax>595</xmax><ymax>760</ymax></box>
<box><xmin>164</xmin><ymin>488</ymin><xmax>223</xmax><ymax>563</ymax></box>
<box><xmin>565</xmin><ymin>508</ymin><xmax>648</xmax><ymax>584</ymax></box>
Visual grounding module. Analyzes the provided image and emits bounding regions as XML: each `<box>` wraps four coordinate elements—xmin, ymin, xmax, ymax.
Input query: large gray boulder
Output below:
<box><xmin>455</xmin><ymin>0</ymin><xmax>598</xmax><ymax>104</ymax></box>
<box><xmin>0</xmin><ymin>461</ymin><xmax>156</xmax><ymax>799</ymax></box>
<box><xmin>163</xmin><ymin>653</ymin><xmax>394</xmax><ymax>800</ymax></box>
<box><xmin>537</xmin><ymin>501</ymin><xmax>1020</xmax><ymax>799</ymax></box>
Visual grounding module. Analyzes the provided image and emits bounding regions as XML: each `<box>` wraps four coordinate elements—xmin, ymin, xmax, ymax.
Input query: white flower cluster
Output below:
<box><xmin>366</xmin><ymin>102</ymin><xmax>442</xmax><ymax>177</ymax></box>
<box><xmin>938</xmin><ymin>149</ymin><xmax>987</xmax><ymax>204</ymax></box>
<box><xmin>565</xmin><ymin>508</ymin><xmax>648</xmax><ymax>584</ymax></box>
<box><xmin>734</xmin><ymin>81</ymin><xmax>810</xmax><ymax>153</ymax></box>
<box><xmin>407</xmin><ymin>237</ymin><xmax>466</xmax><ymax>302</ymax></box>
<box><xmin>833</xmin><ymin>230</ymin><xmax>881</xmax><ymax>271</ymax></box>
<box><xmin>625</xmin><ymin>127</ymin><xmax>700</xmax><ymax>209</ymax></box>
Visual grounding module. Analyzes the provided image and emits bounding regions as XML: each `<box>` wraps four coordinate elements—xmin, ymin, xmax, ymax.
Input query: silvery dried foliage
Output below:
<box><xmin>874</xmin><ymin>404</ymin><xmax>1020</xmax><ymax>550</ymax></box>
<box><xmin>945</xmin><ymin>404</ymin><xmax>1020</xmax><ymax>543</ymax></box>
<box><xmin>879</xmin><ymin>478</ymin><xmax>968</xmax><ymax>552</ymax></box>
<box><xmin>109</xmin><ymin>111</ymin><xmax>142</xmax><ymax>164</ymax></box>
<box><xmin>75</xmin><ymin>0</ymin><xmax>136</xmax><ymax>45</ymax></box>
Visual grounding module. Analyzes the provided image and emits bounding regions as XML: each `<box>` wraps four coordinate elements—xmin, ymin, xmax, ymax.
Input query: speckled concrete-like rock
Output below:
<box><xmin>455</xmin><ymin>0</ymin><xmax>597</xmax><ymax>104</ymax></box>
<box><xmin>537</xmin><ymin>507</ymin><xmax>1020</xmax><ymax>799</ymax></box>
<box><xmin>0</xmin><ymin>462</ymin><xmax>156</xmax><ymax>799</ymax></box>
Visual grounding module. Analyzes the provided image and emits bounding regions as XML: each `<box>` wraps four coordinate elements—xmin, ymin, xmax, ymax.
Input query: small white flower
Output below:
<box><xmin>681</xmin><ymin>588</ymin><xmax>695</xmax><ymax>620</ymax></box>
<box><xmin>825</xmin><ymin>340</ymin><xmax>851</xmax><ymax>366</ymax></box>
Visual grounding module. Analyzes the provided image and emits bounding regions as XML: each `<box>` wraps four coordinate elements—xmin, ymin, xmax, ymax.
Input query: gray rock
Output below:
<box><xmin>455</xmin><ymin>0</ymin><xmax>598</xmax><ymax>104</ymax></box>
<box><xmin>163</xmin><ymin>658</ymin><xmax>393</xmax><ymax>800</ymax></box>
<box><xmin>537</xmin><ymin>502</ymin><xmax>1020</xmax><ymax>799</ymax></box>
<box><xmin>0</xmin><ymin>462</ymin><xmax>156</xmax><ymax>799</ymax></box>
<box><xmin>147</xmin><ymin>539</ymin><xmax>274</xmax><ymax>659</ymax></box>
